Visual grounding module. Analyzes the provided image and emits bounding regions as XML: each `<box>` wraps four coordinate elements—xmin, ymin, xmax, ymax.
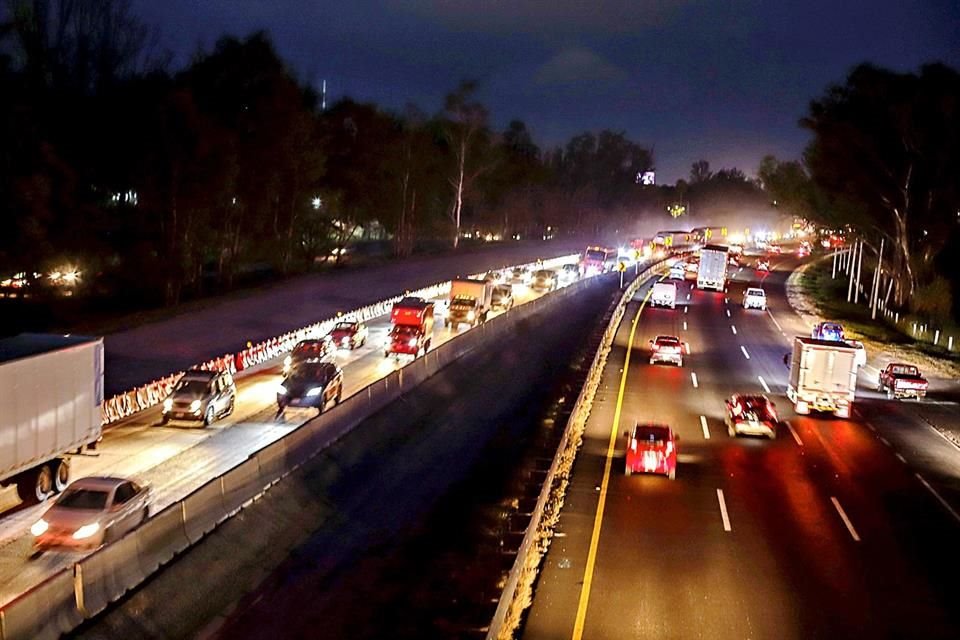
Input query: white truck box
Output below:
<box><xmin>786</xmin><ymin>337</ymin><xmax>857</xmax><ymax>418</ymax></box>
<box><xmin>697</xmin><ymin>244</ymin><xmax>728</xmax><ymax>291</ymax></box>
<box><xmin>446</xmin><ymin>278</ymin><xmax>495</xmax><ymax>328</ymax></box>
<box><xmin>0</xmin><ymin>334</ymin><xmax>104</xmax><ymax>502</ymax></box>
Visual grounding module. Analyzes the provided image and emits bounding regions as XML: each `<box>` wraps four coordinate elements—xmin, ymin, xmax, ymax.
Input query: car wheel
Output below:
<box><xmin>668</xmin><ymin>468</ymin><xmax>676</xmax><ymax>481</ymax></box>
<box><xmin>160</xmin><ymin>415</ymin><xmax>169</xmax><ymax>425</ymax></box>
<box><xmin>204</xmin><ymin>406</ymin><xmax>215</xmax><ymax>426</ymax></box>
<box><xmin>649</xmin><ymin>358</ymin><xmax>655</xmax><ymax>365</ymax></box>
<box><xmin>335</xmin><ymin>388</ymin><xmax>342</xmax><ymax>404</ymax></box>
<box><xmin>624</xmin><ymin>465</ymin><xmax>632</xmax><ymax>477</ymax></box>
<box><xmin>384</xmin><ymin>351</ymin><xmax>389</xmax><ymax>358</ymax></box>
<box><xmin>53</xmin><ymin>459</ymin><xmax>70</xmax><ymax>493</ymax></box>
<box><xmin>886</xmin><ymin>388</ymin><xmax>895</xmax><ymax>400</ymax></box>
<box><xmin>770</xmin><ymin>429</ymin><xmax>778</xmax><ymax>440</ymax></box>
<box><xmin>227</xmin><ymin>397</ymin><xmax>235</xmax><ymax>416</ymax></box>
<box><xmin>728</xmin><ymin>425</ymin><xmax>736</xmax><ymax>437</ymax></box>
<box><xmin>17</xmin><ymin>464</ymin><xmax>54</xmax><ymax>504</ymax></box>
<box><xmin>141</xmin><ymin>506</ymin><xmax>149</xmax><ymax>525</ymax></box>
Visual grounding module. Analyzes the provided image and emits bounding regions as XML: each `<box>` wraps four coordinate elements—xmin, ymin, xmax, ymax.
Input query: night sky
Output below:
<box><xmin>133</xmin><ymin>0</ymin><xmax>960</xmax><ymax>183</ymax></box>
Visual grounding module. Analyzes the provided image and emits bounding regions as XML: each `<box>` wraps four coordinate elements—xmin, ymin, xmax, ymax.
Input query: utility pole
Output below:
<box><xmin>322</xmin><ymin>79</ymin><xmax>327</xmax><ymax>111</ymax></box>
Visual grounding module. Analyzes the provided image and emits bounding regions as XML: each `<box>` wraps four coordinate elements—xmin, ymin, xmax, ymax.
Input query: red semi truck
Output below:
<box><xmin>385</xmin><ymin>296</ymin><xmax>435</xmax><ymax>358</ymax></box>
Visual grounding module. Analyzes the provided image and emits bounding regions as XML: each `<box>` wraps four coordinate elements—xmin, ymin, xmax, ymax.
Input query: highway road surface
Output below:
<box><xmin>0</xmin><ymin>262</ymin><xmax>579</xmax><ymax>607</ymax></box>
<box><xmin>522</xmin><ymin>255</ymin><xmax>960</xmax><ymax>639</ymax></box>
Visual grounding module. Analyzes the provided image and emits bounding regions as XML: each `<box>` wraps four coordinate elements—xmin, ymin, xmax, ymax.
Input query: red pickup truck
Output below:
<box><xmin>877</xmin><ymin>363</ymin><xmax>928</xmax><ymax>400</ymax></box>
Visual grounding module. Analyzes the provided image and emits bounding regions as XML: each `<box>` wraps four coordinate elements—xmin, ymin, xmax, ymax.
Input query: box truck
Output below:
<box><xmin>0</xmin><ymin>334</ymin><xmax>104</xmax><ymax>503</ymax></box>
<box><xmin>786</xmin><ymin>337</ymin><xmax>857</xmax><ymax>418</ymax></box>
<box><xmin>696</xmin><ymin>244</ymin><xmax>728</xmax><ymax>291</ymax></box>
<box><xmin>445</xmin><ymin>278</ymin><xmax>494</xmax><ymax>329</ymax></box>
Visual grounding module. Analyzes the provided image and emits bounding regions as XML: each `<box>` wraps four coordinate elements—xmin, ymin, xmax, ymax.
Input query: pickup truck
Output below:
<box><xmin>877</xmin><ymin>363</ymin><xmax>928</xmax><ymax>400</ymax></box>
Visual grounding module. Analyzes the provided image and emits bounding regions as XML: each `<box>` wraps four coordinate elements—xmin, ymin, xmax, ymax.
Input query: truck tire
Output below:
<box><xmin>53</xmin><ymin>459</ymin><xmax>70</xmax><ymax>493</ymax></box>
<box><xmin>204</xmin><ymin>406</ymin><xmax>215</xmax><ymax>426</ymax></box>
<box><xmin>624</xmin><ymin>465</ymin><xmax>632</xmax><ymax>477</ymax></box>
<box><xmin>17</xmin><ymin>465</ymin><xmax>54</xmax><ymax>504</ymax></box>
<box><xmin>887</xmin><ymin>388</ymin><xmax>895</xmax><ymax>400</ymax></box>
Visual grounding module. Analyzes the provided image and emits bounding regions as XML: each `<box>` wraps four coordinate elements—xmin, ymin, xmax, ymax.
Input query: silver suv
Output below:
<box><xmin>161</xmin><ymin>369</ymin><xmax>237</xmax><ymax>426</ymax></box>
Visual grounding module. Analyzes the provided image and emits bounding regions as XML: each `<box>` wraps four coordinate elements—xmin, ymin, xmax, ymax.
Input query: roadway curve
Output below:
<box><xmin>522</xmin><ymin>256</ymin><xmax>960</xmax><ymax>639</ymax></box>
<box><xmin>0</xmin><ymin>264</ymin><xmax>576</xmax><ymax>607</ymax></box>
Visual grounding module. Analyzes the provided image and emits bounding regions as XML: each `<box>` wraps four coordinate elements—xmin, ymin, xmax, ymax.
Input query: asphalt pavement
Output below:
<box><xmin>522</xmin><ymin>256</ymin><xmax>960</xmax><ymax>639</ymax></box>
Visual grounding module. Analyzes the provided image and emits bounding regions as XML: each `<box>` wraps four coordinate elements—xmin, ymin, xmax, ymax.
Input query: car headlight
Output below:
<box><xmin>72</xmin><ymin>522</ymin><xmax>101</xmax><ymax>540</ymax></box>
<box><xmin>408</xmin><ymin>338</ymin><xmax>418</xmax><ymax>347</ymax></box>
<box><xmin>30</xmin><ymin>519</ymin><xmax>49</xmax><ymax>536</ymax></box>
<box><xmin>277</xmin><ymin>384</ymin><xmax>288</xmax><ymax>395</ymax></box>
<box><xmin>190</xmin><ymin>399</ymin><xmax>202</xmax><ymax>412</ymax></box>
<box><xmin>162</xmin><ymin>398</ymin><xmax>173</xmax><ymax>412</ymax></box>
<box><xmin>306</xmin><ymin>386</ymin><xmax>324</xmax><ymax>397</ymax></box>
<box><xmin>467</xmin><ymin>310</ymin><xmax>476</xmax><ymax>320</ymax></box>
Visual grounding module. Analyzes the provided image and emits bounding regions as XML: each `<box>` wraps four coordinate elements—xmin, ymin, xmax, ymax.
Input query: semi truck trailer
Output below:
<box><xmin>0</xmin><ymin>334</ymin><xmax>104</xmax><ymax>504</ymax></box>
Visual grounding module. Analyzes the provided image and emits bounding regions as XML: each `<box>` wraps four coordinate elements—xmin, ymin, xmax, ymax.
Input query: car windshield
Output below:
<box><xmin>57</xmin><ymin>488</ymin><xmax>109</xmax><ymax>510</ymax></box>
<box><xmin>535</xmin><ymin>271</ymin><xmax>552</xmax><ymax>278</ymax></box>
<box><xmin>289</xmin><ymin>363</ymin><xmax>332</xmax><ymax>383</ymax></box>
<box><xmin>747</xmin><ymin>289</ymin><xmax>764</xmax><ymax>296</ymax></box>
<box><xmin>391</xmin><ymin>325</ymin><xmax>417</xmax><ymax>337</ymax></box>
<box><xmin>633</xmin><ymin>426</ymin><xmax>670</xmax><ymax>443</ymax></box>
<box><xmin>173</xmin><ymin>379</ymin><xmax>209</xmax><ymax>395</ymax></box>
<box><xmin>585</xmin><ymin>250</ymin><xmax>606</xmax><ymax>262</ymax></box>
<box><xmin>333</xmin><ymin>322</ymin><xmax>356</xmax><ymax>332</ymax></box>
<box><xmin>293</xmin><ymin>341</ymin><xmax>328</xmax><ymax>356</ymax></box>
<box><xmin>656</xmin><ymin>337</ymin><xmax>680</xmax><ymax>346</ymax></box>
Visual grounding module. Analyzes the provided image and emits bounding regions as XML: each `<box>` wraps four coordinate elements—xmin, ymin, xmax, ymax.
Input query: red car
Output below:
<box><xmin>327</xmin><ymin>320</ymin><xmax>368</xmax><ymax>350</ymax></box>
<box><xmin>624</xmin><ymin>423</ymin><xmax>678</xmax><ymax>479</ymax></box>
<box><xmin>724</xmin><ymin>394</ymin><xmax>778</xmax><ymax>439</ymax></box>
<box><xmin>878</xmin><ymin>363</ymin><xmax>928</xmax><ymax>400</ymax></box>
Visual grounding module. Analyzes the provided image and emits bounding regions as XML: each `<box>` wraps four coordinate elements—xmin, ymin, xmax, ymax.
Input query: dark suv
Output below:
<box><xmin>277</xmin><ymin>361</ymin><xmax>344</xmax><ymax>416</ymax></box>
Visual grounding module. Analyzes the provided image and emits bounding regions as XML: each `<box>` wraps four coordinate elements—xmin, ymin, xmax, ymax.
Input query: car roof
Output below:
<box><xmin>66</xmin><ymin>476</ymin><xmax>132</xmax><ymax>491</ymax></box>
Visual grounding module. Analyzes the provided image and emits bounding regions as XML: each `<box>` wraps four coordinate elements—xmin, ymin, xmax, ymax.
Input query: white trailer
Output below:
<box><xmin>0</xmin><ymin>334</ymin><xmax>103</xmax><ymax>503</ymax></box>
<box><xmin>697</xmin><ymin>244</ymin><xmax>728</xmax><ymax>291</ymax></box>
<box><xmin>786</xmin><ymin>337</ymin><xmax>857</xmax><ymax>418</ymax></box>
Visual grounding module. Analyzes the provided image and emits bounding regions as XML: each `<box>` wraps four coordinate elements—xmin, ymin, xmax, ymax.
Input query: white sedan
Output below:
<box><xmin>31</xmin><ymin>477</ymin><xmax>151</xmax><ymax>553</ymax></box>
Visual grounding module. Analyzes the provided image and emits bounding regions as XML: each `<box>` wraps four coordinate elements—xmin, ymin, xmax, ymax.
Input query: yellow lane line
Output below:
<box><xmin>571</xmin><ymin>279</ymin><xmax>658</xmax><ymax>639</ymax></box>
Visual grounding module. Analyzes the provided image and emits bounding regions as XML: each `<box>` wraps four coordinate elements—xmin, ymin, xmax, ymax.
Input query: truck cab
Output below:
<box><xmin>386</xmin><ymin>297</ymin><xmax>434</xmax><ymax>358</ymax></box>
<box><xmin>446</xmin><ymin>278</ymin><xmax>494</xmax><ymax>329</ymax></box>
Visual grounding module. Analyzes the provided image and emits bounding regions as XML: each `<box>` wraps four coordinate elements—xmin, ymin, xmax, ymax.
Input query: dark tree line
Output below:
<box><xmin>1</xmin><ymin>1</ymin><xmax>777</xmax><ymax>311</ymax></box>
<box><xmin>760</xmin><ymin>62</ymin><xmax>960</xmax><ymax>323</ymax></box>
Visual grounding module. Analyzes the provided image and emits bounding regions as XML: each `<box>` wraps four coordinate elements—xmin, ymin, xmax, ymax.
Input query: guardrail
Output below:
<box><xmin>100</xmin><ymin>254</ymin><xmax>580</xmax><ymax>426</ymax></box>
<box><xmin>485</xmin><ymin>257</ymin><xmax>668</xmax><ymax>640</ymax></box>
<box><xmin>0</xmin><ymin>255</ymin><xmax>596</xmax><ymax>640</ymax></box>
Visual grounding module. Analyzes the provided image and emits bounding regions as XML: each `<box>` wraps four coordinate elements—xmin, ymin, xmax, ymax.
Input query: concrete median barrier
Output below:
<box><xmin>255</xmin><ymin>438</ymin><xmax>289</xmax><ymax>486</ymax></box>
<box><xmin>135</xmin><ymin>502</ymin><xmax>190</xmax><ymax>576</ymax></box>
<box><xmin>0</xmin><ymin>568</ymin><xmax>78</xmax><ymax>640</ymax></box>
<box><xmin>76</xmin><ymin>532</ymin><xmax>144</xmax><ymax>618</ymax></box>
<box><xmin>221</xmin><ymin>457</ymin><xmax>263</xmax><ymax>515</ymax></box>
<box><xmin>181</xmin><ymin>480</ymin><xmax>228</xmax><ymax>544</ymax></box>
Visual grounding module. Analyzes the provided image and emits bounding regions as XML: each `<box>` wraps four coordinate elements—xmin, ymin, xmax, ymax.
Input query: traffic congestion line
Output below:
<box><xmin>915</xmin><ymin>473</ymin><xmax>960</xmax><ymax>525</ymax></box>
<box><xmin>570</xmin><ymin>282</ymin><xmax>655</xmax><ymax>640</ymax></box>
<box><xmin>700</xmin><ymin>415</ymin><xmax>710</xmax><ymax>440</ymax></box>
<box><xmin>716</xmin><ymin>489</ymin><xmax>732</xmax><ymax>532</ymax></box>
<box><xmin>767</xmin><ymin>309</ymin><xmax>784</xmax><ymax>333</ymax></box>
<box><xmin>691</xmin><ymin>372</ymin><xmax>699</xmax><ymax>388</ymax></box>
<box><xmin>683</xmin><ymin>321</ymin><xmax>688</xmax><ymax>331</ymax></box>
<box><xmin>784</xmin><ymin>420</ymin><xmax>803</xmax><ymax>446</ymax></box>
<box><xmin>740</xmin><ymin>345</ymin><xmax>750</xmax><ymax>359</ymax></box>
<box><xmin>830</xmin><ymin>497</ymin><xmax>861</xmax><ymax>541</ymax></box>
<box><xmin>731</xmin><ymin>325</ymin><xmax>737</xmax><ymax>335</ymax></box>
<box><xmin>726</xmin><ymin>309</ymin><xmax>731</xmax><ymax>318</ymax></box>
